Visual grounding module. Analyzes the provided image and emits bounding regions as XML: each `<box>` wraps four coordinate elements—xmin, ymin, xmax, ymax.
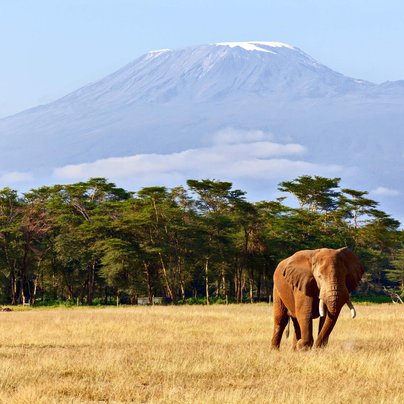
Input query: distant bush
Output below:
<box><xmin>184</xmin><ymin>296</ymin><xmax>231</xmax><ymax>305</ymax></box>
<box><xmin>33</xmin><ymin>299</ymin><xmax>75</xmax><ymax>308</ymax></box>
<box><xmin>352</xmin><ymin>295</ymin><xmax>392</xmax><ymax>304</ymax></box>
<box><xmin>184</xmin><ymin>297</ymin><xmax>206</xmax><ymax>305</ymax></box>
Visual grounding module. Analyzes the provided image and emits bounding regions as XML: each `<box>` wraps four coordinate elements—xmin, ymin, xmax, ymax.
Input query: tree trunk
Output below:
<box><xmin>178</xmin><ymin>257</ymin><xmax>186</xmax><ymax>304</ymax></box>
<box><xmin>240</xmin><ymin>271</ymin><xmax>246</xmax><ymax>303</ymax></box>
<box><xmin>19</xmin><ymin>284</ymin><xmax>25</xmax><ymax>305</ymax></box>
<box><xmin>87</xmin><ymin>260</ymin><xmax>96</xmax><ymax>305</ymax></box>
<box><xmin>216</xmin><ymin>277</ymin><xmax>221</xmax><ymax>298</ymax></box>
<box><xmin>264</xmin><ymin>263</ymin><xmax>272</xmax><ymax>302</ymax></box>
<box><xmin>19</xmin><ymin>243</ymin><xmax>30</xmax><ymax>304</ymax></box>
<box><xmin>143</xmin><ymin>262</ymin><xmax>154</xmax><ymax>304</ymax></box>
<box><xmin>104</xmin><ymin>287</ymin><xmax>108</xmax><ymax>305</ymax></box>
<box><xmin>256</xmin><ymin>277</ymin><xmax>261</xmax><ymax>302</ymax></box>
<box><xmin>65</xmin><ymin>280</ymin><xmax>74</xmax><ymax>301</ymax></box>
<box><xmin>31</xmin><ymin>277</ymin><xmax>38</xmax><ymax>305</ymax></box>
<box><xmin>234</xmin><ymin>259</ymin><xmax>243</xmax><ymax>303</ymax></box>
<box><xmin>205</xmin><ymin>258</ymin><xmax>210</xmax><ymax>305</ymax></box>
<box><xmin>159</xmin><ymin>253</ymin><xmax>175</xmax><ymax>303</ymax></box>
<box><xmin>4</xmin><ymin>243</ymin><xmax>17</xmax><ymax>304</ymax></box>
<box><xmin>130</xmin><ymin>289</ymin><xmax>138</xmax><ymax>305</ymax></box>
<box><xmin>10</xmin><ymin>272</ymin><xmax>17</xmax><ymax>305</ymax></box>
<box><xmin>180</xmin><ymin>281</ymin><xmax>186</xmax><ymax>304</ymax></box>
<box><xmin>223</xmin><ymin>274</ymin><xmax>228</xmax><ymax>305</ymax></box>
<box><xmin>249</xmin><ymin>268</ymin><xmax>254</xmax><ymax>303</ymax></box>
<box><xmin>80</xmin><ymin>281</ymin><xmax>87</xmax><ymax>304</ymax></box>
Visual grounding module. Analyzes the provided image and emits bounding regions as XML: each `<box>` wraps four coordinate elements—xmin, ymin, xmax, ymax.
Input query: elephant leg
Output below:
<box><xmin>296</xmin><ymin>316</ymin><xmax>314</xmax><ymax>350</ymax></box>
<box><xmin>271</xmin><ymin>288</ymin><xmax>289</xmax><ymax>349</ymax></box>
<box><xmin>291</xmin><ymin>317</ymin><xmax>301</xmax><ymax>350</ymax></box>
<box><xmin>294</xmin><ymin>296</ymin><xmax>314</xmax><ymax>350</ymax></box>
<box><xmin>315</xmin><ymin>309</ymin><xmax>341</xmax><ymax>348</ymax></box>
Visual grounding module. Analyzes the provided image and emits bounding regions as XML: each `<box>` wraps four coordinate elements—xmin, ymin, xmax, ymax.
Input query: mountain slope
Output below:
<box><xmin>0</xmin><ymin>41</ymin><xmax>402</xmax><ymax>220</ymax></box>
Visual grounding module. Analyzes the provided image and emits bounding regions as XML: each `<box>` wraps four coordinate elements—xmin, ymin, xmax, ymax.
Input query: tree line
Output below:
<box><xmin>0</xmin><ymin>176</ymin><xmax>402</xmax><ymax>305</ymax></box>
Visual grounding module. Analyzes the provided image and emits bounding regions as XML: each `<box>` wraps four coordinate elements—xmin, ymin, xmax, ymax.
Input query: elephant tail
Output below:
<box><xmin>285</xmin><ymin>317</ymin><xmax>290</xmax><ymax>339</ymax></box>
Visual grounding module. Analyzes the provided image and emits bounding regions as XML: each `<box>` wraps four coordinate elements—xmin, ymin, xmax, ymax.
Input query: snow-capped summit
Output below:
<box><xmin>40</xmin><ymin>40</ymin><xmax>370</xmax><ymax>110</ymax></box>
<box><xmin>215</xmin><ymin>41</ymin><xmax>295</xmax><ymax>53</ymax></box>
<box><xmin>148</xmin><ymin>48</ymin><xmax>171</xmax><ymax>53</ymax></box>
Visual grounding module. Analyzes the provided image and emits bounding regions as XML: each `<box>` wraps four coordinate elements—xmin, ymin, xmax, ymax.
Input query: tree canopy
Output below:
<box><xmin>0</xmin><ymin>176</ymin><xmax>401</xmax><ymax>305</ymax></box>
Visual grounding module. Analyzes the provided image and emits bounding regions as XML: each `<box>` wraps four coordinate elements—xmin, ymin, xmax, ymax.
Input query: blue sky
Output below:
<box><xmin>1</xmin><ymin>0</ymin><xmax>403</xmax><ymax>118</ymax></box>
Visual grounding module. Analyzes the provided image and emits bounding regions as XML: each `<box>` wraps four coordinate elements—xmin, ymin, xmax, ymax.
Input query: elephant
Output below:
<box><xmin>271</xmin><ymin>247</ymin><xmax>364</xmax><ymax>350</ymax></box>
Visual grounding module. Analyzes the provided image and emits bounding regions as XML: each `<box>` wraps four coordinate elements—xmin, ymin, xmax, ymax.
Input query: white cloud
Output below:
<box><xmin>0</xmin><ymin>171</ymin><xmax>33</xmax><ymax>184</ymax></box>
<box><xmin>213</xmin><ymin>128</ymin><xmax>274</xmax><ymax>144</ymax></box>
<box><xmin>54</xmin><ymin>134</ymin><xmax>344</xmax><ymax>187</ymax></box>
<box><xmin>371</xmin><ymin>187</ymin><xmax>402</xmax><ymax>196</ymax></box>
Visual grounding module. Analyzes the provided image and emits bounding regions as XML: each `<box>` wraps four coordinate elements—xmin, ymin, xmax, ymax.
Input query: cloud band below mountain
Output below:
<box><xmin>53</xmin><ymin>130</ymin><xmax>344</xmax><ymax>187</ymax></box>
<box><xmin>0</xmin><ymin>171</ymin><xmax>33</xmax><ymax>184</ymax></box>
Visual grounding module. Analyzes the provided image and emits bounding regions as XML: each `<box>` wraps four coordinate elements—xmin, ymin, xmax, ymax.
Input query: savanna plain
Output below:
<box><xmin>0</xmin><ymin>304</ymin><xmax>402</xmax><ymax>403</ymax></box>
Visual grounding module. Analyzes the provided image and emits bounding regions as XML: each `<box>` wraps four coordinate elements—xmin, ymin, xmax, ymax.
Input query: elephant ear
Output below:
<box><xmin>338</xmin><ymin>247</ymin><xmax>364</xmax><ymax>292</ymax></box>
<box><xmin>282</xmin><ymin>250</ymin><xmax>318</xmax><ymax>296</ymax></box>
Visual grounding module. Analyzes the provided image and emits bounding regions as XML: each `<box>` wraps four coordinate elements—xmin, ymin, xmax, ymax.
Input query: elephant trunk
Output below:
<box><xmin>323</xmin><ymin>282</ymin><xmax>348</xmax><ymax>317</ymax></box>
<box><xmin>315</xmin><ymin>308</ymin><xmax>341</xmax><ymax>348</ymax></box>
<box><xmin>316</xmin><ymin>282</ymin><xmax>345</xmax><ymax>347</ymax></box>
<box><xmin>325</xmin><ymin>292</ymin><xmax>340</xmax><ymax>317</ymax></box>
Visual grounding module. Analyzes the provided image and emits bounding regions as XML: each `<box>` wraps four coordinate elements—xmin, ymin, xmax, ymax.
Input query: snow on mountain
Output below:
<box><xmin>215</xmin><ymin>41</ymin><xmax>296</xmax><ymax>53</ymax></box>
<box><xmin>0</xmin><ymin>42</ymin><xmax>402</xmax><ymax>221</ymax></box>
<box><xmin>29</xmin><ymin>40</ymin><xmax>370</xmax><ymax>110</ymax></box>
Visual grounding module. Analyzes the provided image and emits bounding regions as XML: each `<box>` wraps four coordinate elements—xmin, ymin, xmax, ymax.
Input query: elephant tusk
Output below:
<box><xmin>319</xmin><ymin>299</ymin><xmax>326</xmax><ymax>317</ymax></box>
<box><xmin>346</xmin><ymin>299</ymin><xmax>356</xmax><ymax>318</ymax></box>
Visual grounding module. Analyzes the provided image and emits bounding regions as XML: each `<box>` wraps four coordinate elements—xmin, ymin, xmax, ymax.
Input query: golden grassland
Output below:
<box><xmin>0</xmin><ymin>304</ymin><xmax>402</xmax><ymax>403</ymax></box>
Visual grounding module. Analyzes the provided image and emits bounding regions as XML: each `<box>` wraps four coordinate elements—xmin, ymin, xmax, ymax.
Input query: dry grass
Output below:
<box><xmin>0</xmin><ymin>304</ymin><xmax>402</xmax><ymax>403</ymax></box>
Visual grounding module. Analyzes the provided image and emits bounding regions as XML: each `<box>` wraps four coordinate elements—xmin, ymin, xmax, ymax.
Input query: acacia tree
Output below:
<box><xmin>339</xmin><ymin>189</ymin><xmax>378</xmax><ymax>229</ymax></box>
<box><xmin>19</xmin><ymin>189</ymin><xmax>54</xmax><ymax>304</ymax></box>
<box><xmin>385</xmin><ymin>231</ymin><xmax>404</xmax><ymax>297</ymax></box>
<box><xmin>187</xmin><ymin>179</ymin><xmax>246</xmax><ymax>304</ymax></box>
<box><xmin>97</xmin><ymin>238</ymin><xmax>142</xmax><ymax>304</ymax></box>
<box><xmin>45</xmin><ymin>179</ymin><xmax>130</xmax><ymax>303</ymax></box>
<box><xmin>278</xmin><ymin>176</ymin><xmax>344</xmax><ymax>244</ymax></box>
<box><xmin>354</xmin><ymin>209</ymin><xmax>401</xmax><ymax>290</ymax></box>
<box><xmin>116</xmin><ymin>186</ymin><xmax>198</xmax><ymax>304</ymax></box>
<box><xmin>0</xmin><ymin>188</ymin><xmax>24</xmax><ymax>304</ymax></box>
<box><xmin>279</xmin><ymin>176</ymin><xmax>341</xmax><ymax>213</ymax></box>
<box><xmin>229</xmin><ymin>200</ymin><xmax>267</xmax><ymax>303</ymax></box>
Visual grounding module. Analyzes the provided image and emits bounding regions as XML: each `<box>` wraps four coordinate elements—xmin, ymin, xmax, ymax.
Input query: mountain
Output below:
<box><xmin>0</xmin><ymin>41</ymin><xmax>403</xmax><ymax>221</ymax></box>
